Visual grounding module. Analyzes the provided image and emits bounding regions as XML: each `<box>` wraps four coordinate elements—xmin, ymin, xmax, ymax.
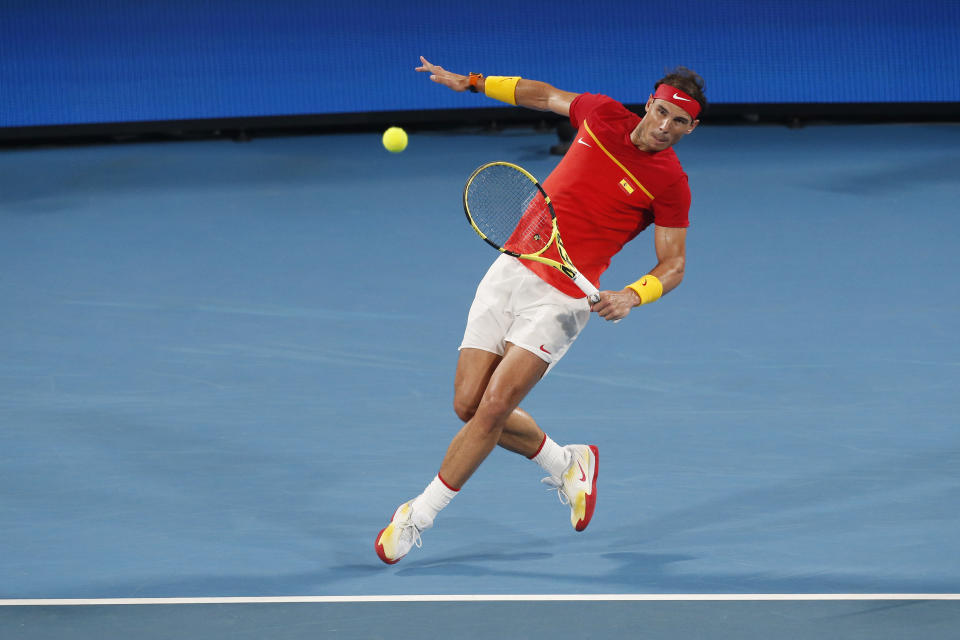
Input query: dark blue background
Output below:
<box><xmin>1</xmin><ymin>0</ymin><xmax>958</xmax><ymax>127</ymax></box>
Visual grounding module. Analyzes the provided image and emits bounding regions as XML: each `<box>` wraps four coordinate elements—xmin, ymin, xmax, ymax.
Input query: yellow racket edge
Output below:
<box><xmin>462</xmin><ymin>161</ymin><xmax>601</xmax><ymax>304</ymax></box>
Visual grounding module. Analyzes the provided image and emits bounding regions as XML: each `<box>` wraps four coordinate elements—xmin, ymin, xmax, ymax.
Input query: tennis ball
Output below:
<box><xmin>382</xmin><ymin>126</ymin><xmax>408</xmax><ymax>153</ymax></box>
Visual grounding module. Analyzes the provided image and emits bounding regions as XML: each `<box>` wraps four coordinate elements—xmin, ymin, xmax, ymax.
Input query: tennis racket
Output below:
<box><xmin>462</xmin><ymin>161</ymin><xmax>600</xmax><ymax>304</ymax></box>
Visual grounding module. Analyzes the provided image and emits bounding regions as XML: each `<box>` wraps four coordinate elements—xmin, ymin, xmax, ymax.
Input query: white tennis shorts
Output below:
<box><xmin>460</xmin><ymin>255</ymin><xmax>591</xmax><ymax>373</ymax></box>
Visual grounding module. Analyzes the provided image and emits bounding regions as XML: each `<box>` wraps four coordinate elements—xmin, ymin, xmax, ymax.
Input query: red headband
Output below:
<box><xmin>653</xmin><ymin>84</ymin><xmax>700</xmax><ymax>119</ymax></box>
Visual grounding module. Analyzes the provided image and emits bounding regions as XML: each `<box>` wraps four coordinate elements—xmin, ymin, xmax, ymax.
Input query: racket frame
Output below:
<box><xmin>463</xmin><ymin>161</ymin><xmax>600</xmax><ymax>303</ymax></box>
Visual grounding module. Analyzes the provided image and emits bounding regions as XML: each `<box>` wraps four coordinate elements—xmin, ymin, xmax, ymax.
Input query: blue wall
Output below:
<box><xmin>1</xmin><ymin>0</ymin><xmax>958</xmax><ymax>127</ymax></box>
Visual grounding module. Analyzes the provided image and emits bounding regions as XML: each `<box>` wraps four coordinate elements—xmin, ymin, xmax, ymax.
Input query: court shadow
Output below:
<box><xmin>393</xmin><ymin>548</ymin><xmax>695</xmax><ymax>585</ymax></box>
<box><xmin>396</xmin><ymin>550</ymin><xmax>554</xmax><ymax>577</ymax></box>
<box><xmin>808</xmin><ymin>156</ymin><xmax>960</xmax><ymax>195</ymax></box>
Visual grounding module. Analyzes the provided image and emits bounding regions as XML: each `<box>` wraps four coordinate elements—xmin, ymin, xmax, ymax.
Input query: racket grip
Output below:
<box><xmin>572</xmin><ymin>270</ymin><xmax>621</xmax><ymax>324</ymax></box>
<box><xmin>571</xmin><ymin>271</ymin><xmax>601</xmax><ymax>304</ymax></box>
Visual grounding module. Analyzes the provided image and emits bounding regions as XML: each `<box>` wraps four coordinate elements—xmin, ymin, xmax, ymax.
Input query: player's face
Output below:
<box><xmin>632</xmin><ymin>98</ymin><xmax>698</xmax><ymax>152</ymax></box>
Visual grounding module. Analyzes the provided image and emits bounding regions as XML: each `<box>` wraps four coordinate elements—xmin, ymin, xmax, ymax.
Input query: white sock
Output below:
<box><xmin>411</xmin><ymin>474</ymin><xmax>458</xmax><ymax>525</ymax></box>
<box><xmin>531</xmin><ymin>435</ymin><xmax>572</xmax><ymax>478</ymax></box>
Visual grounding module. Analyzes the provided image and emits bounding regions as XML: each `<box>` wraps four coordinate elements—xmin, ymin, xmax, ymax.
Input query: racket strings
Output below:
<box><xmin>466</xmin><ymin>164</ymin><xmax>553</xmax><ymax>255</ymax></box>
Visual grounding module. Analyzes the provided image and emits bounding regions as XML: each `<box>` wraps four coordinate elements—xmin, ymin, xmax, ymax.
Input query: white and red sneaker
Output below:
<box><xmin>542</xmin><ymin>444</ymin><xmax>598</xmax><ymax>531</ymax></box>
<box><xmin>375</xmin><ymin>501</ymin><xmax>432</xmax><ymax>564</ymax></box>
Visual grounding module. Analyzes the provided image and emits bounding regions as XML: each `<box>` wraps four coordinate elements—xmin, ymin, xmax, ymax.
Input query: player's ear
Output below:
<box><xmin>686</xmin><ymin>119</ymin><xmax>699</xmax><ymax>134</ymax></box>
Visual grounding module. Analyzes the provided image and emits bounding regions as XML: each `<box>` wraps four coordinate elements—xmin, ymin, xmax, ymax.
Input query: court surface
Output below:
<box><xmin>1</xmin><ymin>122</ymin><xmax>958</xmax><ymax>637</ymax></box>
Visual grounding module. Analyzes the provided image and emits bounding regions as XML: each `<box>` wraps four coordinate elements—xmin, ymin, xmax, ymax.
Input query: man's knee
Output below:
<box><xmin>472</xmin><ymin>390</ymin><xmax>515</xmax><ymax>427</ymax></box>
<box><xmin>455</xmin><ymin>390</ymin><xmax>513</xmax><ymax>433</ymax></box>
<box><xmin>453</xmin><ymin>395</ymin><xmax>478</xmax><ymax>423</ymax></box>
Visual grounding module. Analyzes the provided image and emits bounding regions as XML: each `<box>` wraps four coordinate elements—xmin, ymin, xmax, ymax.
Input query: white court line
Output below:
<box><xmin>1</xmin><ymin>594</ymin><xmax>959</xmax><ymax>606</ymax></box>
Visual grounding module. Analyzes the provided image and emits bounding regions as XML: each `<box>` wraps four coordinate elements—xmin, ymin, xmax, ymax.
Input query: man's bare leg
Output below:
<box><xmin>453</xmin><ymin>347</ymin><xmax>547</xmax><ymax>458</ymax></box>
<box><xmin>440</xmin><ymin>343</ymin><xmax>548</xmax><ymax>489</ymax></box>
<box><xmin>376</xmin><ymin>344</ymin><xmax>591</xmax><ymax>564</ymax></box>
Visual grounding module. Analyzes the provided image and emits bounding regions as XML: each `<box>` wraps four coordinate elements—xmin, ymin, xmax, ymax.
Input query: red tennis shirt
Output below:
<box><xmin>527</xmin><ymin>93</ymin><xmax>691</xmax><ymax>298</ymax></box>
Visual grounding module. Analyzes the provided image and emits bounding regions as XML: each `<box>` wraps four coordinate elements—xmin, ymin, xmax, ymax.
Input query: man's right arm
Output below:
<box><xmin>513</xmin><ymin>79</ymin><xmax>579</xmax><ymax>117</ymax></box>
<box><xmin>416</xmin><ymin>56</ymin><xmax>579</xmax><ymax>117</ymax></box>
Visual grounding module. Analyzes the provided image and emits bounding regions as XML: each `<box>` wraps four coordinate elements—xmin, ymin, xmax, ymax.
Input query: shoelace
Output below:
<box><xmin>398</xmin><ymin>520</ymin><xmax>423</xmax><ymax>549</ymax></box>
<box><xmin>541</xmin><ymin>476</ymin><xmax>570</xmax><ymax>505</ymax></box>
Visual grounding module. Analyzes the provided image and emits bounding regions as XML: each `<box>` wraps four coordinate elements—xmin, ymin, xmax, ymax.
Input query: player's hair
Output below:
<box><xmin>655</xmin><ymin>67</ymin><xmax>707</xmax><ymax>118</ymax></box>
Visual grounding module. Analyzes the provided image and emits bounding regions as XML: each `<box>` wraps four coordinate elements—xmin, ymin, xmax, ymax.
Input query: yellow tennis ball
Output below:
<box><xmin>382</xmin><ymin>126</ymin><xmax>408</xmax><ymax>153</ymax></box>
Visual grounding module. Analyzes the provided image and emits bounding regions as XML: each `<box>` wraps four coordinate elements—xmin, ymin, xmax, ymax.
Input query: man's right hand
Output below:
<box><xmin>415</xmin><ymin>56</ymin><xmax>474</xmax><ymax>93</ymax></box>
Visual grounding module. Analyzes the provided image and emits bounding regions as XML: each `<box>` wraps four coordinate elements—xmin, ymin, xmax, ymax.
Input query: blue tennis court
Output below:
<box><xmin>1</xmin><ymin>122</ymin><xmax>958</xmax><ymax>637</ymax></box>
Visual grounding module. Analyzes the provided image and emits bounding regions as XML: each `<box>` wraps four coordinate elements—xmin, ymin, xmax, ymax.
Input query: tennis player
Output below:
<box><xmin>376</xmin><ymin>56</ymin><xmax>705</xmax><ymax>564</ymax></box>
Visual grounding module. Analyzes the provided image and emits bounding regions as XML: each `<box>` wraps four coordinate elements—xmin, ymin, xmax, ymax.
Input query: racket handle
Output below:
<box><xmin>571</xmin><ymin>270</ymin><xmax>621</xmax><ymax>324</ymax></box>
<box><xmin>571</xmin><ymin>270</ymin><xmax>604</xmax><ymax>305</ymax></box>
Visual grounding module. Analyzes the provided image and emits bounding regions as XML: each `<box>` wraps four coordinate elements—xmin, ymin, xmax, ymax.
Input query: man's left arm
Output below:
<box><xmin>591</xmin><ymin>225</ymin><xmax>687</xmax><ymax>322</ymax></box>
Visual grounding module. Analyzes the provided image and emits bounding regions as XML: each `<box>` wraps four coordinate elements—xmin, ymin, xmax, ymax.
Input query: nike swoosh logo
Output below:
<box><xmin>672</xmin><ymin>92</ymin><xmax>692</xmax><ymax>102</ymax></box>
<box><xmin>539</xmin><ymin>344</ymin><xmax>552</xmax><ymax>354</ymax></box>
<box><xmin>576</xmin><ymin>137</ymin><xmax>591</xmax><ymax>147</ymax></box>
<box><xmin>577</xmin><ymin>461</ymin><xmax>586</xmax><ymax>482</ymax></box>
<box><xmin>639</xmin><ymin>279</ymin><xmax>648</xmax><ymax>286</ymax></box>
